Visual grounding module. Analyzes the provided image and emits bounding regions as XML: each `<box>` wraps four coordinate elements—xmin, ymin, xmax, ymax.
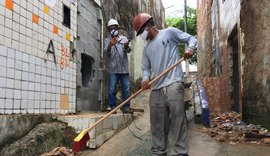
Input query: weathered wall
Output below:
<box><xmin>197</xmin><ymin>0</ymin><xmax>241</xmax><ymax>115</ymax></box>
<box><xmin>149</xmin><ymin>0</ymin><xmax>165</xmax><ymax>30</ymax></box>
<box><xmin>130</xmin><ymin>38</ymin><xmax>146</xmax><ymax>81</ymax></box>
<box><xmin>0</xmin><ymin>1</ymin><xmax>77</xmax><ymax>114</ymax></box>
<box><xmin>240</xmin><ymin>0</ymin><xmax>270</xmax><ymax>128</ymax></box>
<box><xmin>218</xmin><ymin>0</ymin><xmax>241</xmax><ymax>113</ymax></box>
<box><xmin>76</xmin><ymin>0</ymin><xmax>103</xmax><ymax>112</ymax></box>
<box><xmin>197</xmin><ymin>0</ymin><xmax>270</xmax><ymax>128</ymax></box>
<box><xmin>197</xmin><ymin>0</ymin><xmax>215</xmax><ymax>77</ymax></box>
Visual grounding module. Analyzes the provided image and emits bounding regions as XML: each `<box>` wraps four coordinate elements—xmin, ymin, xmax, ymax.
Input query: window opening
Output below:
<box><xmin>63</xmin><ymin>4</ymin><xmax>71</xmax><ymax>28</ymax></box>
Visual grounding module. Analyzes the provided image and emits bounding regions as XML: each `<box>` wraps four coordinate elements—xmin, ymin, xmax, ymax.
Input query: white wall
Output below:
<box><xmin>130</xmin><ymin>37</ymin><xmax>146</xmax><ymax>81</ymax></box>
<box><xmin>0</xmin><ymin>0</ymin><xmax>77</xmax><ymax>114</ymax></box>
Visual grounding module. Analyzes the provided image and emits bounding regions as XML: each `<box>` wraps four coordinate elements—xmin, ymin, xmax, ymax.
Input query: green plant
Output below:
<box><xmin>166</xmin><ymin>7</ymin><xmax>197</xmax><ymax>64</ymax></box>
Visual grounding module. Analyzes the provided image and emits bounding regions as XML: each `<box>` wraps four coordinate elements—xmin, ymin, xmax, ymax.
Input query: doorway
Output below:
<box><xmin>81</xmin><ymin>53</ymin><xmax>95</xmax><ymax>87</ymax></box>
<box><xmin>228</xmin><ymin>26</ymin><xmax>240</xmax><ymax>112</ymax></box>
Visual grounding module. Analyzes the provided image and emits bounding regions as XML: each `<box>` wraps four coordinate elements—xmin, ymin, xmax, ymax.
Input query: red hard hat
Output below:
<box><xmin>133</xmin><ymin>13</ymin><xmax>152</xmax><ymax>36</ymax></box>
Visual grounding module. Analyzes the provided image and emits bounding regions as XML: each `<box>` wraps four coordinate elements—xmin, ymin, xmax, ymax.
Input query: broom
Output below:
<box><xmin>72</xmin><ymin>57</ymin><xmax>185</xmax><ymax>153</ymax></box>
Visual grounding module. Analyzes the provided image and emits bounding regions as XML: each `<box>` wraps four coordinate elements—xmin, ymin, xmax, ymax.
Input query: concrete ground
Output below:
<box><xmin>81</xmin><ymin>90</ymin><xmax>270</xmax><ymax>156</ymax></box>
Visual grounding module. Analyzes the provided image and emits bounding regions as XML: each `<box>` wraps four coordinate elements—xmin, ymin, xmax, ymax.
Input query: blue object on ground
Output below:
<box><xmin>197</xmin><ymin>79</ymin><xmax>210</xmax><ymax>127</ymax></box>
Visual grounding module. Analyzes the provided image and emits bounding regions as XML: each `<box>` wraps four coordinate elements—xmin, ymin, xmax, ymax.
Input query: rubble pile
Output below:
<box><xmin>41</xmin><ymin>147</ymin><xmax>77</xmax><ymax>156</ymax></box>
<box><xmin>203</xmin><ymin>112</ymin><xmax>270</xmax><ymax>145</ymax></box>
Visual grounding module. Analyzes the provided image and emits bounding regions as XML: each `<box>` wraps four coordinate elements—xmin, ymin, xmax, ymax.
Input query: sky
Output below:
<box><xmin>161</xmin><ymin>0</ymin><xmax>197</xmax><ymax>17</ymax></box>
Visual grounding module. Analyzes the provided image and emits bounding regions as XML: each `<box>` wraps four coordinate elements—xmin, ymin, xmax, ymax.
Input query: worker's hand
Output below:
<box><xmin>108</xmin><ymin>37</ymin><xmax>119</xmax><ymax>48</ymax></box>
<box><xmin>124</xmin><ymin>40</ymin><xmax>130</xmax><ymax>49</ymax></box>
<box><xmin>184</xmin><ymin>49</ymin><xmax>193</xmax><ymax>60</ymax></box>
<box><xmin>141</xmin><ymin>80</ymin><xmax>151</xmax><ymax>90</ymax></box>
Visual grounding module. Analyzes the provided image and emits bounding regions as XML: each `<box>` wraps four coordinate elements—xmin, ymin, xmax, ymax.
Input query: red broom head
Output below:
<box><xmin>72</xmin><ymin>131</ymin><xmax>90</xmax><ymax>153</ymax></box>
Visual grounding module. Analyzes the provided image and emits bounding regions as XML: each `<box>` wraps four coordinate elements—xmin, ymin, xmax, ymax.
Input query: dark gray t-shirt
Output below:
<box><xmin>142</xmin><ymin>27</ymin><xmax>197</xmax><ymax>90</ymax></box>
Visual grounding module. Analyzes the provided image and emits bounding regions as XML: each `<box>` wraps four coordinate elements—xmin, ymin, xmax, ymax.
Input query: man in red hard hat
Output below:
<box><xmin>133</xmin><ymin>13</ymin><xmax>197</xmax><ymax>156</ymax></box>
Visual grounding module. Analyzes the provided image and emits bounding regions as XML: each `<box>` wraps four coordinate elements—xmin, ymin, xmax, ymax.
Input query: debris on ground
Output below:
<box><xmin>201</xmin><ymin>112</ymin><xmax>270</xmax><ymax>145</ymax></box>
<box><xmin>41</xmin><ymin>147</ymin><xmax>78</xmax><ymax>156</ymax></box>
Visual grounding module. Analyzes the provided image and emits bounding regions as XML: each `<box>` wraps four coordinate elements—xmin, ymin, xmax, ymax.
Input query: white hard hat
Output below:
<box><xmin>108</xmin><ymin>19</ymin><xmax>119</xmax><ymax>27</ymax></box>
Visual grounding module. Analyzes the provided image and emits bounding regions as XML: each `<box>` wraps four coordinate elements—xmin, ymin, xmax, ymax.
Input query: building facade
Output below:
<box><xmin>0</xmin><ymin>0</ymin><xmax>166</xmax><ymax>114</ymax></box>
<box><xmin>0</xmin><ymin>0</ymin><xmax>77</xmax><ymax>114</ymax></box>
<box><xmin>197</xmin><ymin>0</ymin><xmax>270</xmax><ymax>128</ymax></box>
<box><xmin>76</xmin><ymin>0</ymin><xmax>103</xmax><ymax>112</ymax></box>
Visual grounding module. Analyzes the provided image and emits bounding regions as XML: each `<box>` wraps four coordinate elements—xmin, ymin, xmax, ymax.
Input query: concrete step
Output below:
<box><xmin>57</xmin><ymin>111</ymin><xmax>133</xmax><ymax>149</ymax></box>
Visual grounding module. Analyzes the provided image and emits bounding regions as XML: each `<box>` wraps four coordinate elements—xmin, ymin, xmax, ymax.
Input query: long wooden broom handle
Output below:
<box><xmin>85</xmin><ymin>58</ymin><xmax>185</xmax><ymax>132</ymax></box>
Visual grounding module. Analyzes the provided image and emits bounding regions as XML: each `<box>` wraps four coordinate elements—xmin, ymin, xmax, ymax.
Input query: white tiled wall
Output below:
<box><xmin>0</xmin><ymin>0</ymin><xmax>77</xmax><ymax>114</ymax></box>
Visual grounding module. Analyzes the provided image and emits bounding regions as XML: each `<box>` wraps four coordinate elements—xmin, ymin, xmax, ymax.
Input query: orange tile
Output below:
<box><xmin>32</xmin><ymin>13</ymin><xmax>39</xmax><ymax>24</ymax></box>
<box><xmin>6</xmin><ymin>0</ymin><xmax>13</xmax><ymax>10</ymax></box>
<box><xmin>66</xmin><ymin>33</ymin><xmax>70</xmax><ymax>41</ymax></box>
<box><xmin>53</xmin><ymin>25</ymin><xmax>58</xmax><ymax>34</ymax></box>
<box><xmin>44</xmin><ymin>5</ymin><xmax>49</xmax><ymax>14</ymax></box>
<box><xmin>60</xmin><ymin>94</ymin><xmax>69</xmax><ymax>109</ymax></box>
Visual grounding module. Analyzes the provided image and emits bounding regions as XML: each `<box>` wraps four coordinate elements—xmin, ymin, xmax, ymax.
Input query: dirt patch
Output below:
<box><xmin>1</xmin><ymin>122</ymin><xmax>76</xmax><ymax>156</ymax></box>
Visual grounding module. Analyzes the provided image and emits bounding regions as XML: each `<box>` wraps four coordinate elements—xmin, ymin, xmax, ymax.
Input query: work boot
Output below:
<box><xmin>121</xmin><ymin>107</ymin><xmax>132</xmax><ymax>114</ymax></box>
<box><xmin>107</xmin><ymin>107</ymin><xmax>117</xmax><ymax>114</ymax></box>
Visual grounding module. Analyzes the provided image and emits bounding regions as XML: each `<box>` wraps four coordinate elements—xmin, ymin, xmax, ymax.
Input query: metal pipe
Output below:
<box><xmin>99</xmin><ymin>10</ymin><xmax>104</xmax><ymax>111</ymax></box>
<box><xmin>215</xmin><ymin>0</ymin><xmax>220</xmax><ymax>76</ymax></box>
<box><xmin>184</xmin><ymin>0</ymin><xmax>190</xmax><ymax>76</ymax></box>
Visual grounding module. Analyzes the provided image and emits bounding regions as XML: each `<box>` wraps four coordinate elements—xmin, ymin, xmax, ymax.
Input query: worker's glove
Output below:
<box><xmin>184</xmin><ymin>49</ymin><xmax>193</xmax><ymax>60</ymax></box>
<box><xmin>141</xmin><ymin>80</ymin><xmax>151</xmax><ymax>90</ymax></box>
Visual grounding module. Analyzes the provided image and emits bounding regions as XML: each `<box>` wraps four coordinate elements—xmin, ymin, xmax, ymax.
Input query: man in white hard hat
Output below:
<box><xmin>104</xmin><ymin>19</ymin><xmax>132</xmax><ymax>113</ymax></box>
<box><xmin>133</xmin><ymin>13</ymin><xmax>197</xmax><ymax>156</ymax></box>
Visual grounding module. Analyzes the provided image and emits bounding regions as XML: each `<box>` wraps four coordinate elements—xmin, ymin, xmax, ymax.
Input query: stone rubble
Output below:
<box><xmin>41</xmin><ymin>147</ymin><xmax>76</xmax><ymax>156</ymax></box>
<box><xmin>202</xmin><ymin>111</ymin><xmax>270</xmax><ymax>145</ymax></box>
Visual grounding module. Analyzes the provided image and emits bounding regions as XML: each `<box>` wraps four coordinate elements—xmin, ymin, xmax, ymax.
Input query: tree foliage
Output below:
<box><xmin>165</xmin><ymin>7</ymin><xmax>197</xmax><ymax>64</ymax></box>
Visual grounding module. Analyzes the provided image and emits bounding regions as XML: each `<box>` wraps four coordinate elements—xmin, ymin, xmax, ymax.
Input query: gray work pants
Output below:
<box><xmin>149</xmin><ymin>82</ymin><xmax>188</xmax><ymax>156</ymax></box>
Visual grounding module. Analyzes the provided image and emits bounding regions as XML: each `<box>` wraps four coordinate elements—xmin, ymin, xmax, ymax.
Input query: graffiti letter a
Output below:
<box><xmin>46</xmin><ymin>40</ymin><xmax>57</xmax><ymax>63</ymax></box>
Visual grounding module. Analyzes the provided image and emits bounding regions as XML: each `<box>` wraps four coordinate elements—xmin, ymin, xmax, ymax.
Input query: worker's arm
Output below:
<box><xmin>141</xmin><ymin>48</ymin><xmax>151</xmax><ymax>90</ymax></box>
<box><xmin>170</xmin><ymin>27</ymin><xmax>197</xmax><ymax>59</ymax></box>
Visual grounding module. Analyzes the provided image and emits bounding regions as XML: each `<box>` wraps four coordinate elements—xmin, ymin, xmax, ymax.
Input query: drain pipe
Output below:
<box><xmin>215</xmin><ymin>0</ymin><xmax>220</xmax><ymax>76</ymax></box>
<box><xmin>99</xmin><ymin>9</ymin><xmax>104</xmax><ymax>111</ymax></box>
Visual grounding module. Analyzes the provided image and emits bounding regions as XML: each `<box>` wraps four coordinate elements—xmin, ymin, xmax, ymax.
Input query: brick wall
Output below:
<box><xmin>200</xmin><ymin>76</ymin><xmax>232</xmax><ymax>116</ymax></box>
<box><xmin>197</xmin><ymin>0</ymin><xmax>240</xmax><ymax>116</ymax></box>
<box><xmin>196</xmin><ymin>0</ymin><xmax>215</xmax><ymax>77</ymax></box>
<box><xmin>0</xmin><ymin>0</ymin><xmax>77</xmax><ymax>114</ymax></box>
<box><xmin>201</xmin><ymin>77</ymin><xmax>220</xmax><ymax>116</ymax></box>
<box><xmin>198</xmin><ymin>0</ymin><xmax>270</xmax><ymax>129</ymax></box>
